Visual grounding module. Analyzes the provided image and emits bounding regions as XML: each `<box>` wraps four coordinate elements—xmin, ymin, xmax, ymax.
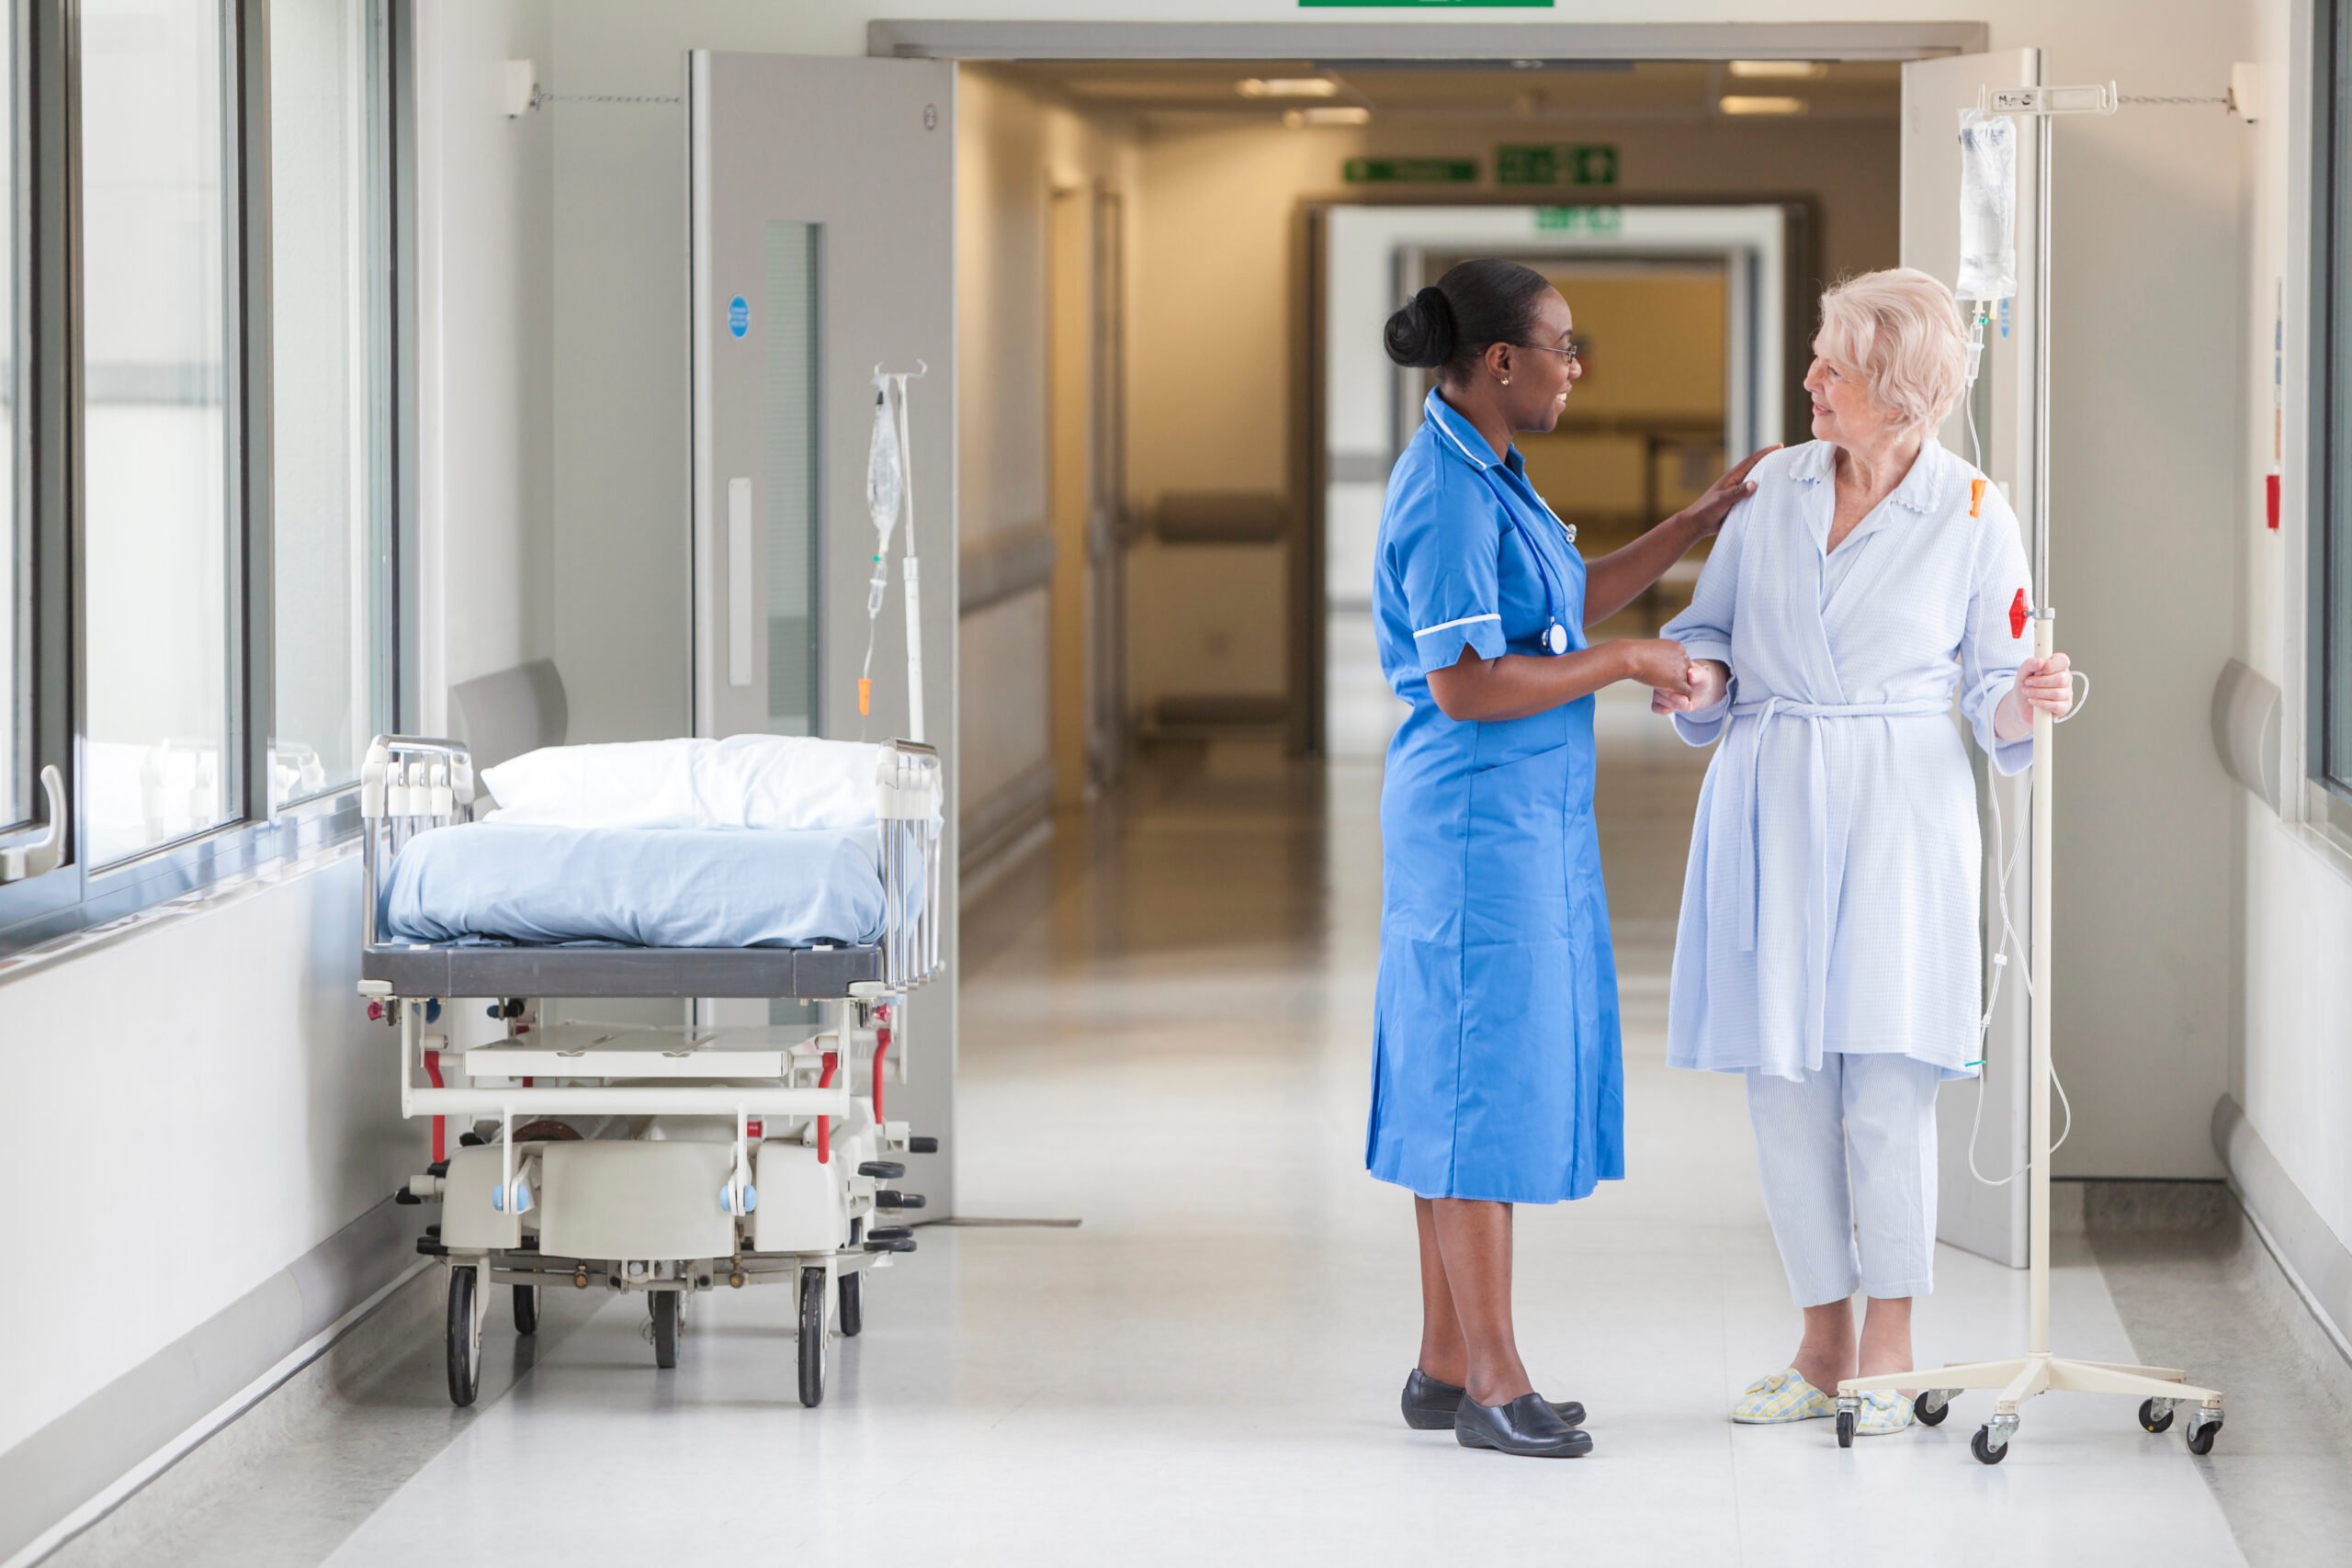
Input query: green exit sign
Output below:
<box><xmin>1344</xmin><ymin>157</ymin><xmax>1478</xmax><ymax>185</ymax></box>
<box><xmin>1534</xmin><ymin>206</ymin><xmax>1623</xmax><ymax>234</ymax></box>
<box><xmin>1498</xmin><ymin>142</ymin><xmax>1620</xmax><ymax>187</ymax></box>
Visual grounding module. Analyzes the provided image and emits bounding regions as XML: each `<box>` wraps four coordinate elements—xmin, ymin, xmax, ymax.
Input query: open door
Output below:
<box><xmin>688</xmin><ymin>51</ymin><xmax>957</xmax><ymax>1215</ymax></box>
<box><xmin>1901</xmin><ymin>49</ymin><xmax>2044</xmax><ymax>1269</ymax></box>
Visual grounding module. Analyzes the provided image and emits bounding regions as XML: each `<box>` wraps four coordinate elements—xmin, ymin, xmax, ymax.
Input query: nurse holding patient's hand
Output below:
<box><xmin>1367</xmin><ymin>259</ymin><xmax>1777</xmax><ymax>1459</ymax></box>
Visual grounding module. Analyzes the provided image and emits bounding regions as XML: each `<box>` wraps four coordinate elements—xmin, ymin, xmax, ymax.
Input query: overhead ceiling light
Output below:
<box><xmin>1238</xmin><ymin>76</ymin><xmax>1340</xmax><ymax>99</ymax></box>
<box><xmin>1718</xmin><ymin>95</ymin><xmax>1809</xmax><ymax>116</ymax></box>
<box><xmin>1727</xmin><ymin>60</ymin><xmax>1829</xmax><ymax>80</ymax></box>
<box><xmin>1283</xmin><ymin>106</ymin><xmax>1372</xmax><ymax>128</ymax></box>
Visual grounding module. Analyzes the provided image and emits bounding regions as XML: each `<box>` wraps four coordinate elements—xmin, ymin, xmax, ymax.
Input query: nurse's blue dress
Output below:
<box><xmin>1366</xmin><ymin>389</ymin><xmax>1625</xmax><ymax>1205</ymax></box>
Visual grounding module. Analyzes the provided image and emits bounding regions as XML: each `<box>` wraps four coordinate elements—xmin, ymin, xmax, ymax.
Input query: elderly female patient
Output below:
<box><xmin>1654</xmin><ymin>268</ymin><xmax>2078</xmax><ymax>1436</ymax></box>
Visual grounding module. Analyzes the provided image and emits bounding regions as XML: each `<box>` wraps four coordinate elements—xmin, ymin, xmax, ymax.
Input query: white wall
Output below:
<box><xmin>0</xmin><ymin>862</ymin><xmax>407</xmax><ymax>1456</ymax></box>
<box><xmin>955</xmin><ymin>69</ymin><xmax>1139</xmax><ymax>819</ymax></box>
<box><xmin>2230</xmin><ymin>0</ymin><xmax>2352</xmax><ymax>1259</ymax></box>
<box><xmin>417</xmin><ymin>0</ymin><xmax>556</xmax><ymax>735</ymax></box>
<box><xmin>0</xmin><ymin>0</ymin><xmax>552</xmax><ymax>1496</ymax></box>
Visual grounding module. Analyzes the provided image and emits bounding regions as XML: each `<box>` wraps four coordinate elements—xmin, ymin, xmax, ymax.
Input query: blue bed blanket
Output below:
<box><xmin>380</xmin><ymin>821</ymin><xmax>899</xmax><ymax>949</ymax></box>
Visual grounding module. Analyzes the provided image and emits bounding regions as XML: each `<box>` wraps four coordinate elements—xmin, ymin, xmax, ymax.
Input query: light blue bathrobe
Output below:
<box><xmin>1662</xmin><ymin>439</ymin><xmax>2034</xmax><ymax>1083</ymax></box>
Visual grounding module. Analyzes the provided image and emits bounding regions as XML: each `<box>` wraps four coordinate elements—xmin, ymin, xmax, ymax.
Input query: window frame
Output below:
<box><xmin>2318</xmin><ymin>0</ymin><xmax>2352</xmax><ymax>835</ymax></box>
<box><xmin>0</xmin><ymin>0</ymin><xmax>412</xmax><ymax>957</ymax></box>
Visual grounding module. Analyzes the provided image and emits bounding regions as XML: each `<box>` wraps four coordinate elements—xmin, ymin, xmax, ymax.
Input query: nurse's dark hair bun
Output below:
<box><xmin>1383</xmin><ymin>260</ymin><xmax>1555</xmax><ymax>381</ymax></box>
<box><xmin>1385</xmin><ymin>287</ymin><xmax>1457</xmax><ymax>369</ymax></box>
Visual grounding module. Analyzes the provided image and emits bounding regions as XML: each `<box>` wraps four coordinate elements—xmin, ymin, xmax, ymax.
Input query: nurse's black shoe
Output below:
<box><xmin>1403</xmin><ymin>1370</ymin><xmax>1586</xmax><ymax>1431</ymax></box>
<box><xmin>1454</xmin><ymin>1392</ymin><xmax>1594</xmax><ymax>1458</ymax></box>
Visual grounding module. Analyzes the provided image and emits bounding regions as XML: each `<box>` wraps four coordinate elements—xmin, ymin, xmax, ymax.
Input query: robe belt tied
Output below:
<box><xmin>1730</xmin><ymin>696</ymin><xmax>1954</xmax><ymax>953</ymax></box>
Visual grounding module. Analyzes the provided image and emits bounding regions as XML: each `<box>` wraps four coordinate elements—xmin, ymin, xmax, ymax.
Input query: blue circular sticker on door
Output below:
<box><xmin>728</xmin><ymin>296</ymin><xmax>749</xmax><ymax>338</ymax></box>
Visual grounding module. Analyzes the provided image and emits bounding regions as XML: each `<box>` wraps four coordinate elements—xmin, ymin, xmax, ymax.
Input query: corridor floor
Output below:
<box><xmin>53</xmin><ymin>690</ymin><xmax>2265</xmax><ymax>1567</ymax></box>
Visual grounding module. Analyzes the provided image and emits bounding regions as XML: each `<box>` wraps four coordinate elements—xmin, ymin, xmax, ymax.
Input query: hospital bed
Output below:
<box><xmin>359</xmin><ymin>732</ymin><xmax>944</xmax><ymax>1409</ymax></box>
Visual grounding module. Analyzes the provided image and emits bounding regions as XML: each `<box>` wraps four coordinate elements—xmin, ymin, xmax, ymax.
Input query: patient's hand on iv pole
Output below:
<box><xmin>1651</xmin><ymin>658</ymin><xmax>1728</xmax><ymax>716</ymax></box>
<box><xmin>1994</xmin><ymin>652</ymin><xmax>2075</xmax><ymax>741</ymax></box>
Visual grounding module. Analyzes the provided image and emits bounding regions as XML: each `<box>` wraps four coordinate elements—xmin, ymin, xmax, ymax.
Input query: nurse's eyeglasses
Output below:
<box><xmin>1513</xmin><ymin>336</ymin><xmax>1581</xmax><ymax>367</ymax></box>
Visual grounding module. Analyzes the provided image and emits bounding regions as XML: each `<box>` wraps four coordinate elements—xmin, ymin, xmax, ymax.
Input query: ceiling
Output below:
<box><xmin>978</xmin><ymin>59</ymin><xmax>1902</xmax><ymax>127</ymax></box>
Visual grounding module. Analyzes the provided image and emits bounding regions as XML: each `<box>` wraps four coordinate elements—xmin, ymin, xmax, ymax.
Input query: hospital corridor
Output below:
<box><xmin>10</xmin><ymin>4</ymin><xmax>2352</xmax><ymax>1567</ymax></box>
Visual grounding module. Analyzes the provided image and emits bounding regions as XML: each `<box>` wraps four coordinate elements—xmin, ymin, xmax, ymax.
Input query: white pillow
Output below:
<box><xmin>479</xmin><ymin>735</ymin><xmax>898</xmax><ymax>831</ymax></box>
<box><xmin>478</xmin><ymin>739</ymin><xmax>702</xmax><ymax>829</ymax></box>
<box><xmin>699</xmin><ymin>734</ymin><xmax>888</xmax><ymax>830</ymax></box>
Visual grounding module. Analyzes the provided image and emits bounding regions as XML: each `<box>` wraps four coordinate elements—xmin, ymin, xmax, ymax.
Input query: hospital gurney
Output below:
<box><xmin>357</xmin><ymin>734</ymin><xmax>944</xmax><ymax>1409</ymax></box>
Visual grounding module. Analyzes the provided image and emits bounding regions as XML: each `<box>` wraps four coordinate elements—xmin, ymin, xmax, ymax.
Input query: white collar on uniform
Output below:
<box><xmin>1424</xmin><ymin>389</ymin><xmax>1522</xmax><ymax>477</ymax></box>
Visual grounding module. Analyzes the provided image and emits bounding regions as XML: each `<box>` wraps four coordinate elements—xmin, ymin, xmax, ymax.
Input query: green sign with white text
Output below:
<box><xmin>1344</xmin><ymin>157</ymin><xmax>1479</xmax><ymax>184</ymax></box>
<box><xmin>1498</xmin><ymin>142</ymin><xmax>1620</xmax><ymax>187</ymax></box>
<box><xmin>1533</xmin><ymin>206</ymin><xmax>1623</xmax><ymax>234</ymax></box>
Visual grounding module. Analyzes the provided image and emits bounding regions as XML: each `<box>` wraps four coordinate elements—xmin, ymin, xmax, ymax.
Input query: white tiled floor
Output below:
<box><xmin>293</xmin><ymin>687</ymin><xmax>2245</xmax><ymax>1567</ymax></box>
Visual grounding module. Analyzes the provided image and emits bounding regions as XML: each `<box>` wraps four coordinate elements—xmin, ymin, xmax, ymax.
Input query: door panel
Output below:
<box><xmin>1901</xmin><ymin>48</ymin><xmax>2042</xmax><ymax>1269</ymax></box>
<box><xmin>689</xmin><ymin>51</ymin><xmax>957</xmax><ymax>1213</ymax></box>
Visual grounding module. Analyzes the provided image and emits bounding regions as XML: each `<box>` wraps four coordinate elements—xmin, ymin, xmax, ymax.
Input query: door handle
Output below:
<box><xmin>0</xmin><ymin>765</ymin><xmax>67</xmax><ymax>882</ymax></box>
<box><xmin>728</xmin><ymin>477</ymin><xmax>753</xmax><ymax>688</ymax></box>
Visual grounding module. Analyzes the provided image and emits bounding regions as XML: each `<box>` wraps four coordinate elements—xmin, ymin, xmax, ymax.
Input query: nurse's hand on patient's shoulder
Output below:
<box><xmin>1619</xmin><ymin>638</ymin><xmax>1693</xmax><ymax>696</ymax></box>
<box><xmin>1653</xmin><ymin>659</ymin><xmax>1728</xmax><ymax>716</ymax></box>
<box><xmin>1680</xmin><ymin>446</ymin><xmax>1782</xmax><ymax>536</ymax></box>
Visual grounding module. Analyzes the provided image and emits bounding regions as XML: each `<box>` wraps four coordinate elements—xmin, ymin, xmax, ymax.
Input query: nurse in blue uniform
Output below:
<box><xmin>1372</xmin><ymin>260</ymin><xmax>1774</xmax><ymax>1458</ymax></box>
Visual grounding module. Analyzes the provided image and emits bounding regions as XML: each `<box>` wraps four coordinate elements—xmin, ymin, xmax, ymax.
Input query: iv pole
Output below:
<box><xmin>1832</xmin><ymin>81</ymin><xmax>2226</xmax><ymax>1465</ymax></box>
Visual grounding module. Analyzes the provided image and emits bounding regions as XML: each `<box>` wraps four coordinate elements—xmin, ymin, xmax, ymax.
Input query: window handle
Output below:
<box><xmin>0</xmin><ymin>766</ymin><xmax>67</xmax><ymax>883</ymax></box>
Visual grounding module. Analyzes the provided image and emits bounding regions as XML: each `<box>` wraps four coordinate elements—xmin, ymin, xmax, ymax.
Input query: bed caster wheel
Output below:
<box><xmin>797</xmin><ymin>1267</ymin><xmax>829</xmax><ymax>1408</ymax></box>
<box><xmin>857</xmin><ymin>1160</ymin><xmax>905</xmax><ymax>1180</ymax></box>
<box><xmin>446</xmin><ymin>1269</ymin><xmax>481</xmax><ymax>1408</ymax></box>
<box><xmin>513</xmin><ymin>1284</ymin><xmax>539</xmax><ymax>1336</ymax></box>
<box><xmin>1835</xmin><ymin>1409</ymin><xmax>1856</xmax><ymax>1449</ymax></box>
<box><xmin>1914</xmin><ymin>1391</ymin><xmax>1952</xmax><ymax>1427</ymax></box>
<box><xmin>1971</xmin><ymin>1424</ymin><xmax>2009</xmax><ymax>1465</ymax></box>
<box><xmin>839</xmin><ymin>1270</ymin><xmax>863</xmax><ymax>1337</ymax></box>
<box><xmin>876</xmin><ymin>1190</ymin><xmax>924</xmax><ymax>1210</ymax></box>
<box><xmin>2185</xmin><ymin>1410</ymin><xmax>2222</xmax><ymax>1455</ymax></box>
<box><xmin>650</xmin><ymin>1292</ymin><xmax>680</xmax><ymax>1370</ymax></box>
<box><xmin>2138</xmin><ymin>1398</ymin><xmax>2175</xmax><ymax>1434</ymax></box>
<box><xmin>864</xmin><ymin>1236</ymin><xmax>915</xmax><ymax>1254</ymax></box>
<box><xmin>907</xmin><ymin>1135</ymin><xmax>939</xmax><ymax>1155</ymax></box>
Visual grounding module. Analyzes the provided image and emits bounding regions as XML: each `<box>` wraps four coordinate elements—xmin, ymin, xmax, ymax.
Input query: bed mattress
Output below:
<box><xmin>379</xmin><ymin>821</ymin><xmax>891</xmax><ymax>950</ymax></box>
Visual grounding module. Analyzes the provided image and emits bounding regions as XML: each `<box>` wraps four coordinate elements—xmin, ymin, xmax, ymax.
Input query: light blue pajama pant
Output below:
<box><xmin>1746</xmin><ymin>1053</ymin><xmax>1943</xmax><ymax>1308</ymax></box>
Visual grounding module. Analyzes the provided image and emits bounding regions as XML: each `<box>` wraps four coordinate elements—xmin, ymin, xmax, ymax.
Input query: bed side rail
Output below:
<box><xmin>361</xmin><ymin>736</ymin><xmax>476</xmax><ymax>946</ymax></box>
<box><xmin>876</xmin><ymin>740</ymin><xmax>944</xmax><ymax>992</ymax></box>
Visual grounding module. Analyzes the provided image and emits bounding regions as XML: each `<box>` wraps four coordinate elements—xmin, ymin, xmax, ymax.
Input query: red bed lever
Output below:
<box><xmin>424</xmin><ymin>1049</ymin><xmax>446</xmax><ymax>1164</ymax></box>
<box><xmin>2009</xmin><ymin>588</ymin><xmax>2030</xmax><ymax>640</ymax></box>
<box><xmin>817</xmin><ymin>1051</ymin><xmax>839</xmax><ymax>1164</ymax></box>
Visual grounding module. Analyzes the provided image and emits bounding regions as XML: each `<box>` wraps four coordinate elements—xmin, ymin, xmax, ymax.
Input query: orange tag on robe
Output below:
<box><xmin>1971</xmin><ymin>478</ymin><xmax>1987</xmax><ymax>519</ymax></box>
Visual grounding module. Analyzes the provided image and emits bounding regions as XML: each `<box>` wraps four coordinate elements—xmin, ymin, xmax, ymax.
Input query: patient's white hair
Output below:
<box><xmin>1815</xmin><ymin>268</ymin><xmax>1969</xmax><ymax>434</ymax></box>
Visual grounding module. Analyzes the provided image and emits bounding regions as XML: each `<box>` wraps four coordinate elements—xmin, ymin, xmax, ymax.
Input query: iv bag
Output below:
<box><xmin>1956</xmin><ymin>108</ymin><xmax>2018</xmax><ymax>303</ymax></box>
<box><xmin>866</xmin><ymin>381</ymin><xmax>904</xmax><ymax>550</ymax></box>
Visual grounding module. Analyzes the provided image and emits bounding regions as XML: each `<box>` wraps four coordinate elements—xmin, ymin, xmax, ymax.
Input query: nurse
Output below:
<box><xmin>1371</xmin><ymin>259</ymin><xmax>1775</xmax><ymax>1459</ymax></box>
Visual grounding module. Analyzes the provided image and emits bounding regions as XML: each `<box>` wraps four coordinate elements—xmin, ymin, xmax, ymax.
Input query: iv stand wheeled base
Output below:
<box><xmin>1833</xmin><ymin>615</ymin><xmax>2224</xmax><ymax>1463</ymax></box>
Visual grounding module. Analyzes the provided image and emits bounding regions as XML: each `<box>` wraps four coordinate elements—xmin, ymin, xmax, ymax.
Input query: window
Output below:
<box><xmin>2326</xmin><ymin>1</ymin><xmax>2352</xmax><ymax>814</ymax></box>
<box><xmin>268</xmin><ymin>0</ymin><xmax>393</xmax><ymax>808</ymax></box>
<box><xmin>81</xmin><ymin>0</ymin><xmax>236</xmax><ymax>864</ymax></box>
<box><xmin>0</xmin><ymin>0</ymin><xmax>406</xmax><ymax>953</ymax></box>
<box><xmin>0</xmin><ymin>6</ymin><xmax>17</xmax><ymax>835</ymax></box>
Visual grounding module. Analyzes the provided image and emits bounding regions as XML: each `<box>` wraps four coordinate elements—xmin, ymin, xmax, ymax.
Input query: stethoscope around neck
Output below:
<box><xmin>1476</xmin><ymin>466</ymin><xmax>1576</xmax><ymax>657</ymax></box>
